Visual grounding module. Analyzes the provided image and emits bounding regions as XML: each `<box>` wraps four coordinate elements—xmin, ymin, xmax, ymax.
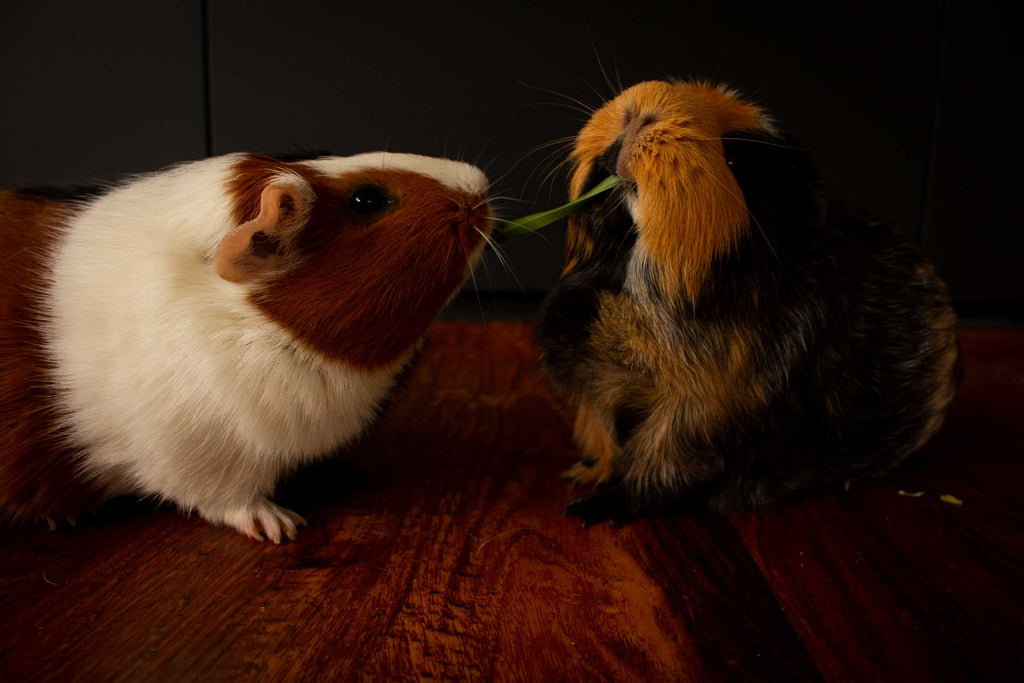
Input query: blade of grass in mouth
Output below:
<box><xmin>498</xmin><ymin>175</ymin><xmax>623</xmax><ymax>239</ymax></box>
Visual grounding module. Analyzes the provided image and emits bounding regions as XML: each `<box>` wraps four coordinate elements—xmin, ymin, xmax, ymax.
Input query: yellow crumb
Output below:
<box><xmin>898</xmin><ymin>490</ymin><xmax>925</xmax><ymax>498</ymax></box>
<box><xmin>939</xmin><ymin>494</ymin><xmax>964</xmax><ymax>506</ymax></box>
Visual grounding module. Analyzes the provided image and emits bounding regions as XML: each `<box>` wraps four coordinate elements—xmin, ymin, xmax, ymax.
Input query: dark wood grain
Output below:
<box><xmin>730</xmin><ymin>328</ymin><xmax>1024</xmax><ymax>682</ymax></box>
<box><xmin>2</xmin><ymin>323</ymin><xmax>1021</xmax><ymax>682</ymax></box>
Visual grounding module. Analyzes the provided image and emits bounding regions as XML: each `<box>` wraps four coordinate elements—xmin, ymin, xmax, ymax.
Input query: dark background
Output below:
<box><xmin>1</xmin><ymin>0</ymin><xmax>1019</xmax><ymax>315</ymax></box>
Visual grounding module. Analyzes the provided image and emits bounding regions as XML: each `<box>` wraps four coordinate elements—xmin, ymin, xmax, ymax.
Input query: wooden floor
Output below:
<box><xmin>2</xmin><ymin>322</ymin><xmax>1021</xmax><ymax>682</ymax></box>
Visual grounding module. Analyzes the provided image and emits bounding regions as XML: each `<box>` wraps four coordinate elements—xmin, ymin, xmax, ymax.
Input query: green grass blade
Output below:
<box><xmin>499</xmin><ymin>175</ymin><xmax>623</xmax><ymax>238</ymax></box>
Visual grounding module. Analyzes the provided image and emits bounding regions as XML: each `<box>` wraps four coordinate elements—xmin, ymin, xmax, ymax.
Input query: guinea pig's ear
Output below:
<box><xmin>214</xmin><ymin>180</ymin><xmax>313</xmax><ymax>283</ymax></box>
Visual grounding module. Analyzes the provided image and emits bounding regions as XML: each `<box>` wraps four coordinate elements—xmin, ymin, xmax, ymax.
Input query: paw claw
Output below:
<box><xmin>219</xmin><ymin>499</ymin><xmax>305</xmax><ymax>544</ymax></box>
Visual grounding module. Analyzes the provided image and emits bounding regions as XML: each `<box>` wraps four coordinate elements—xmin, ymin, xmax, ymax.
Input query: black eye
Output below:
<box><xmin>349</xmin><ymin>185</ymin><xmax>390</xmax><ymax>215</ymax></box>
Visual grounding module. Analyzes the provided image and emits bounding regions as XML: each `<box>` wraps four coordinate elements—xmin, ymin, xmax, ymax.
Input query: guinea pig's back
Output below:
<box><xmin>0</xmin><ymin>191</ymin><xmax>105</xmax><ymax>523</ymax></box>
<box><xmin>809</xmin><ymin>201</ymin><xmax>961</xmax><ymax>470</ymax></box>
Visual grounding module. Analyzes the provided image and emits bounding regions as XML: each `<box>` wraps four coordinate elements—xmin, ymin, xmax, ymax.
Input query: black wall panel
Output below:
<box><xmin>922</xmin><ymin>0</ymin><xmax>1022</xmax><ymax>305</ymax></box>
<box><xmin>206</xmin><ymin>0</ymin><xmax>943</xmax><ymax>292</ymax></box>
<box><xmin>0</xmin><ymin>0</ymin><xmax>1018</xmax><ymax>308</ymax></box>
<box><xmin>0</xmin><ymin>0</ymin><xmax>206</xmax><ymax>187</ymax></box>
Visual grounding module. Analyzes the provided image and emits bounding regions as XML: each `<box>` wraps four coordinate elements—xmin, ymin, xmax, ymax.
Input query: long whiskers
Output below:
<box><xmin>473</xmin><ymin>195</ymin><xmax>528</xmax><ymax>211</ymax></box>
<box><xmin>519</xmin><ymin>135</ymin><xmax>579</xmax><ymax>157</ymax></box>
<box><xmin>702</xmin><ymin>136</ymin><xmax>806</xmax><ymax>151</ymax></box>
<box><xmin>515</xmin><ymin>80</ymin><xmax>600</xmax><ymax>119</ymax></box>
<box><xmin>533</xmin><ymin>151</ymin><xmax>578</xmax><ymax>202</ymax></box>
<box><xmin>473</xmin><ymin>224</ymin><xmax>525</xmax><ymax>292</ymax></box>
<box><xmin>503</xmin><ymin>135</ymin><xmax>577</xmax><ymax>205</ymax></box>
<box><xmin>466</xmin><ymin>258</ymin><xmax>487</xmax><ymax>324</ymax></box>
<box><xmin>512</xmin><ymin>131</ymin><xmax>579</xmax><ymax>196</ymax></box>
<box><xmin>591</xmin><ymin>42</ymin><xmax>622</xmax><ymax>101</ymax></box>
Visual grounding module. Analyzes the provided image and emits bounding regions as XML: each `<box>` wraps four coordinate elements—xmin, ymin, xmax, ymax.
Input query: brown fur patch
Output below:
<box><xmin>912</xmin><ymin>266</ymin><xmax>961</xmax><ymax>454</ymax></box>
<box><xmin>0</xmin><ymin>192</ymin><xmax>105</xmax><ymax>523</ymax></box>
<box><xmin>580</xmin><ymin>293</ymin><xmax>768</xmax><ymax>492</ymax></box>
<box><xmin>566</xmin><ymin>402</ymin><xmax>619</xmax><ymax>487</ymax></box>
<box><xmin>566</xmin><ymin>80</ymin><xmax>770</xmax><ymax>297</ymax></box>
<box><xmin>227</xmin><ymin>158</ymin><xmax>490</xmax><ymax>369</ymax></box>
<box><xmin>228</xmin><ymin>155</ymin><xmax>315</xmax><ymax>224</ymax></box>
<box><xmin>606</xmin><ymin>300</ymin><xmax>763</xmax><ymax>424</ymax></box>
<box><xmin>562</xmin><ymin>217</ymin><xmax>595</xmax><ymax>276</ymax></box>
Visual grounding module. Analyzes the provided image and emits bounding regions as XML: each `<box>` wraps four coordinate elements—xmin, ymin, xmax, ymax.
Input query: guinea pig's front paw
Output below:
<box><xmin>564</xmin><ymin>486</ymin><xmax>634</xmax><ymax>529</ymax></box>
<box><xmin>563</xmin><ymin>457</ymin><xmax>616</xmax><ymax>489</ymax></box>
<box><xmin>218</xmin><ymin>499</ymin><xmax>308</xmax><ymax>544</ymax></box>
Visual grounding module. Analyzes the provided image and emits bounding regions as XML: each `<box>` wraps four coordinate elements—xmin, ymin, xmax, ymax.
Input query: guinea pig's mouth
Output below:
<box><xmin>585</xmin><ymin>157</ymin><xmax>639</xmax><ymax>221</ymax></box>
<box><xmin>463</xmin><ymin>204</ymin><xmax>495</xmax><ymax>261</ymax></box>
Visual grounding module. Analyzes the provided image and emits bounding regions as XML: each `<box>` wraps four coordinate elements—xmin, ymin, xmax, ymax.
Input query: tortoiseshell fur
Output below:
<box><xmin>535</xmin><ymin>81</ymin><xmax>960</xmax><ymax>525</ymax></box>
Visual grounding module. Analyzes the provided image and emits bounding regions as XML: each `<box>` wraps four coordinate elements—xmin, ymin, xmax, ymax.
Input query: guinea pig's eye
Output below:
<box><xmin>349</xmin><ymin>185</ymin><xmax>391</xmax><ymax>216</ymax></box>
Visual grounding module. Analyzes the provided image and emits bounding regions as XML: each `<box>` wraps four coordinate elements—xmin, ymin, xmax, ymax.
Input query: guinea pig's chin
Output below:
<box><xmin>479</xmin><ymin>214</ymin><xmax>496</xmax><ymax>239</ymax></box>
<box><xmin>624</xmin><ymin>190</ymin><xmax>641</xmax><ymax>225</ymax></box>
<box><xmin>464</xmin><ymin>228</ymin><xmax>490</xmax><ymax>271</ymax></box>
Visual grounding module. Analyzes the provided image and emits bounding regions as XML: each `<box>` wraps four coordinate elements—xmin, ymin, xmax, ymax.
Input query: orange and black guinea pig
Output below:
<box><xmin>534</xmin><ymin>80</ymin><xmax>961</xmax><ymax>526</ymax></box>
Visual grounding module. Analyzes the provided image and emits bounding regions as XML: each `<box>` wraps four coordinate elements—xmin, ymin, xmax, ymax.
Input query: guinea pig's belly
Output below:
<box><xmin>56</xmin><ymin>325</ymin><xmax>400</xmax><ymax>480</ymax></box>
<box><xmin>172</xmin><ymin>348</ymin><xmax>400</xmax><ymax>460</ymax></box>
<box><xmin>238</xmin><ymin>359</ymin><xmax>398</xmax><ymax>455</ymax></box>
<box><xmin>74</xmin><ymin>353</ymin><xmax>396</xmax><ymax>508</ymax></box>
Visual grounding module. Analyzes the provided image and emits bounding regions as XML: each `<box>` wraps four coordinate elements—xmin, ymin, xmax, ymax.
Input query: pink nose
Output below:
<box><xmin>617</xmin><ymin>112</ymin><xmax>657</xmax><ymax>180</ymax></box>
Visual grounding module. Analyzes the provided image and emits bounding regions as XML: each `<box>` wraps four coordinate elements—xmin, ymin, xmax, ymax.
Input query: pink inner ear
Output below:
<box><xmin>250</xmin><ymin>231</ymin><xmax>283</xmax><ymax>259</ymax></box>
<box><xmin>214</xmin><ymin>183</ymin><xmax>310</xmax><ymax>283</ymax></box>
<box><xmin>258</xmin><ymin>187</ymin><xmax>295</xmax><ymax>234</ymax></box>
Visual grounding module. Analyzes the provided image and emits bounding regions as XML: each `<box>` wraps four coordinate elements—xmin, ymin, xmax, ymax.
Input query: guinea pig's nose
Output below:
<box><xmin>612</xmin><ymin>113</ymin><xmax>656</xmax><ymax>181</ymax></box>
<box><xmin>454</xmin><ymin>197</ymin><xmax>493</xmax><ymax>237</ymax></box>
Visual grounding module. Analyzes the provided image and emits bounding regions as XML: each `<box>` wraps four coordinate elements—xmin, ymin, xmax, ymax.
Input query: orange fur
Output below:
<box><xmin>588</xmin><ymin>294</ymin><xmax>768</xmax><ymax>442</ymax></box>
<box><xmin>566</xmin><ymin>81</ymin><xmax>770</xmax><ymax>296</ymax></box>
<box><xmin>566</xmin><ymin>402</ymin><xmax>619</xmax><ymax>487</ymax></box>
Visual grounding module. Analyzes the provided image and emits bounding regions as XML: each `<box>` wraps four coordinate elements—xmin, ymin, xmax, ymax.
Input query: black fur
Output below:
<box><xmin>270</xmin><ymin>148</ymin><xmax>334</xmax><ymax>163</ymax></box>
<box><xmin>534</xmin><ymin>170</ymin><xmax>635</xmax><ymax>388</ymax></box>
<box><xmin>538</xmin><ymin>123</ymin><xmax>960</xmax><ymax>525</ymax></box>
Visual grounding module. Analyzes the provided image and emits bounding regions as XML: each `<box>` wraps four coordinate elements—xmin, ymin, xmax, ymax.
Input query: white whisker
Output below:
<box><xmin>515</xmin><ymin>79</ymin><xmax>599</xmax><ymax>117</ymax></box>
<box><xmin>536</xmin><ymin>155</ymin><xmax>577</xmax><ymax>200</ymax></box>
<box><xmin>702</xmin><ymin>136</ymin><xmax>805</xmax><ymax>151</ymax></box>
<box><xmin>477</xmin><ymin>196</ymin><xmax>529</xmax><ymax>209</ymax></box>
<box><xmin>474</xmin><ymin>225</ymin><xmax>524</xmax><ymax>292</ymax></box>
<box><xmin>466</xmin><ymin>261</ymin><xmax>486</xmax><ymax>324</ymax></box>
<box><xmin>591</xmin><ymin>43</ymin><xmax>620</xmax><ymax>102</ymax></box>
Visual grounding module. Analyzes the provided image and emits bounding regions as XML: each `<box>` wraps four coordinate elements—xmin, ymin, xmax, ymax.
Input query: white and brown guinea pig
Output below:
<box><xmin>1</xmin><ymin>151</ymin><xmax>492</xmax><ymax>542</ymax></box>
<box><xmin>535</xmin><ymin>80</ymin><xmax>961</xmax><ymax>526</ymax></box>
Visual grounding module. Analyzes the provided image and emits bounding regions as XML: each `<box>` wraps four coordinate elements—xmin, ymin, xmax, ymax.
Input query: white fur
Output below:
<box><xmin>302</xmin><ymin>152</ymin><xmax>489</xmax><ymax>195</ymax></box>
<box><xmin>44</xmin><ymin>152</ymin><xmax>487</xmax><ymax>542</ymax></box>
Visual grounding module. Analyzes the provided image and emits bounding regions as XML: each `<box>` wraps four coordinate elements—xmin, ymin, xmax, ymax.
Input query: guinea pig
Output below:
<box><xmin>0</xmin><ymin>151</ymin><xmax>492</xmax><ymax>542</ymax></box>
<box><xmin>535</xmin><ymin>80</ymin><xmax>960</xmax><ymax>526</ymax></box>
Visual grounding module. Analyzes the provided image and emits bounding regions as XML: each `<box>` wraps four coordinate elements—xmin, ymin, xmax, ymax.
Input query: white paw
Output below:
<box><xmin>219</xmin><ymin>499</ymin><xmax>308</xmax><ymax>544</ymax></box>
